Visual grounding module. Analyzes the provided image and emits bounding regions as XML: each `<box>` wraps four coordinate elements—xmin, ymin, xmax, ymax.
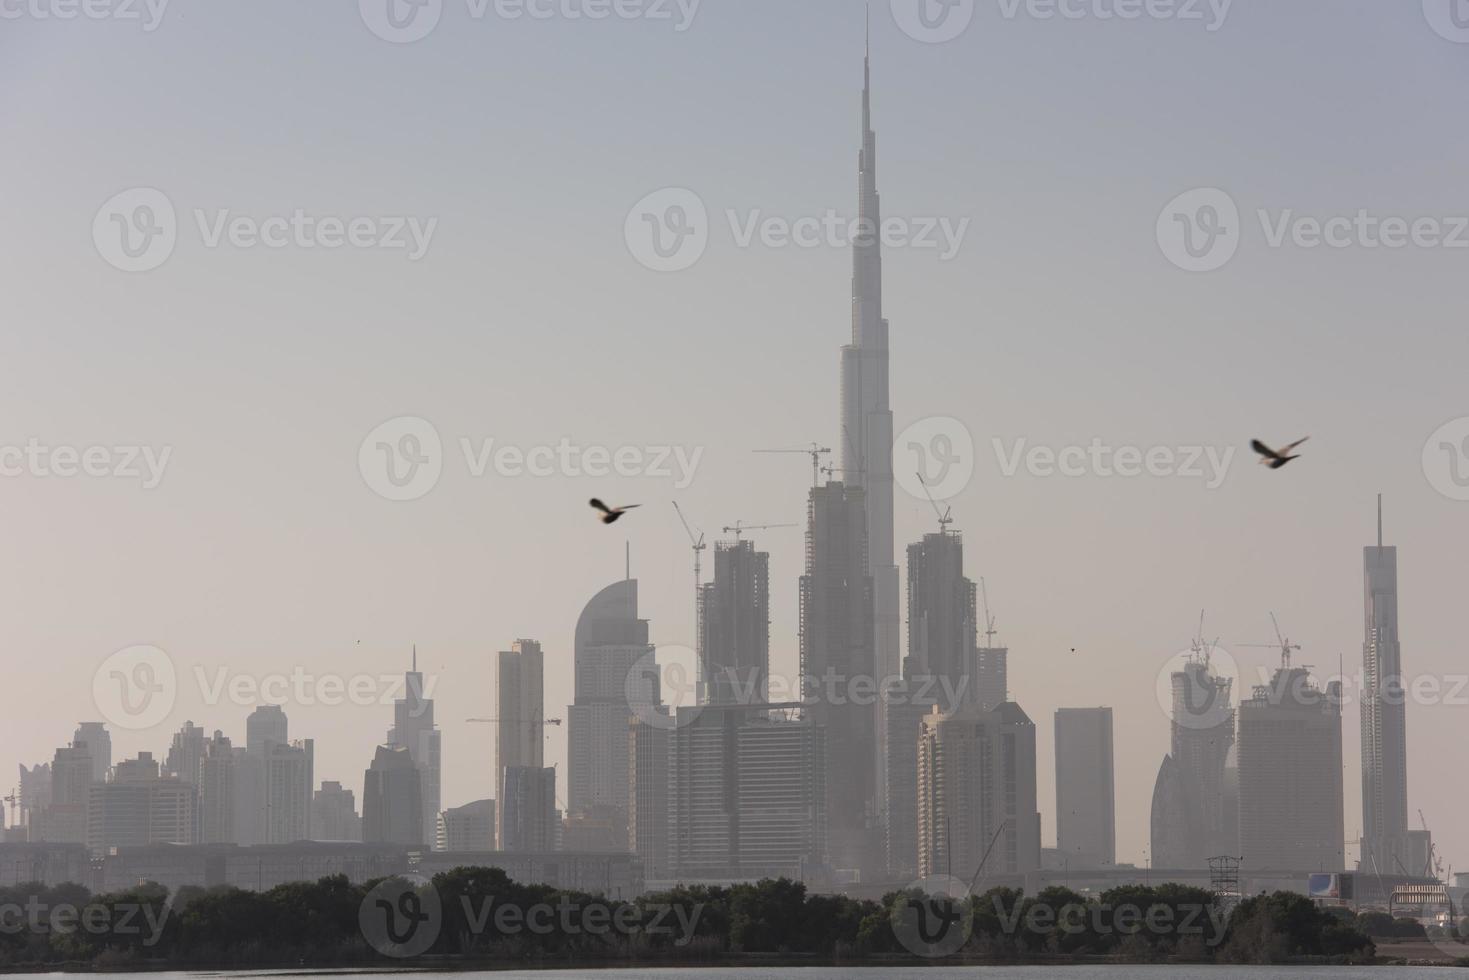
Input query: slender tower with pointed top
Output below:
<box><xmin>840</xmin><ymin>10</ymin><xmax>901</xmax><ymax>834</ymax></box>
<box><xmin>1360</xmin><ymin>495</ymin><xmax>1409</xmax><ymax>874</ymax></box>
<box><xmin>387</xmin><ymin>647</ymin><xmax>441</xmax><ymax>848</ymax></box>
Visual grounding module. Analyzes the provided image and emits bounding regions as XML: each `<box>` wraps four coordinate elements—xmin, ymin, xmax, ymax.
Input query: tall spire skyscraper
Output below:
<box><xmin>1360</xmin><ymin>495</ymin><xmax>1409</xmax><ymax>874</ymax></box>
<box><xmin>840</xmin><ymin>9</ymin><xmax>901</xmax><ymax>823</ymax></box>
<box><xmin>387</xmin><ymin>648</ymin><xmax>442</xmax><ymax>848</ymax></box>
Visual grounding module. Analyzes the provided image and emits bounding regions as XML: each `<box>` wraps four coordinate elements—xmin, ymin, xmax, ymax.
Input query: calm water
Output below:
<box><xmin>154</xmin><ymin>968</ymin><xmax>1453</xmax><ymax>979</ymax></box>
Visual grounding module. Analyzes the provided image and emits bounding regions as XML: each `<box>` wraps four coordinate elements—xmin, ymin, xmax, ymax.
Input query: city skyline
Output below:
<box><xmin>2</xmin><ymin>0</ymin><xmax>1466</xmax><ymax>880</ymax></box>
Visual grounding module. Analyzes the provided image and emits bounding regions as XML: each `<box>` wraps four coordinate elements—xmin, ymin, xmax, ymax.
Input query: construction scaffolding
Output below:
<box><xmin>1209</xmin><ymin>856</ymin><xmax>1244</xmax><ymax>916</ymax></box>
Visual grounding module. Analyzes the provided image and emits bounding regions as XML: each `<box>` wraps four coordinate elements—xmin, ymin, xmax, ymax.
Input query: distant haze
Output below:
<box><xmin>2</xmin><ymin>0</ymin><xmax>1466</xmax><ymax>871</ymax></box>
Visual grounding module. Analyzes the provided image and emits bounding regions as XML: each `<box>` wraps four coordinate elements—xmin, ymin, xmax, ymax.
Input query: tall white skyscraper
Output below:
<box><xmin>916</xmin><ymin>703</ymin><xmax>1041</xmax><ymax>880</ymax></box>
<box><xmin>39</xmin><ymin>743</ymin><xmax>92</xmax><ymax>844</ymax></box>
<box><xmin>262</xmin><ymin>739</ymin><xmax>313</xmax><ymax>844</ymax></box>
<box><xmin>1054</xmin><ymin>707</ymin><xmax>1116</xmax><ymax>868</ymax></box>
<box><xmin>164</xmin><ymin>721</ymin><xmax>207</xmax><ymax>785</ymax></box>
<box><xmin>237</xmin><ymin>705</ymin><xmax>313</xmax><ymax>845</ymax></box>
<box><xmin>888</xmin><ymin>529</ymin><xmax>978</xmax><ymax>878</ymax></box>
<box><xmin>567</xmin><ymin>576</ymin><xmax>654</xmax><ymax>839</ymax></box>
<box><xmin>1361</xmin><ymin>496</ymin><xmax>1410</xmax><ymax>874</ymax></box>
<box><xmin>199</xmin><ymin>731</ymin><xmax>236</xmax><ymax>844</ymax></box>
<box><xmin>800</xmin><ymin>481</ymin><xmax>878</xmax><ymax>879</ymax></box>
<box><xmin>72</xmin><ymin>723</ymin><xmax>111</xmax><ymax>783</ymax></box>
<box><xmin>839</xmin><ymin>30</ymin><xmax>900</xmax><ymax>822</ymax></box>
<box><xmin>386</xmin><ymin>648</ymin><xmax>442</xmax><ymax>848</ymax></box>
<box><xmin>497</xmin><ymin>639</ymin><xmax>544</xmax><ymax>843</ymax></box>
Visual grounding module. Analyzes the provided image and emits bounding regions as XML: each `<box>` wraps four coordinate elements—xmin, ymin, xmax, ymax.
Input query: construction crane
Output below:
<box><xmin>673</xmin><ymin>501</ymin><xmax>709</xmax><ymax>701</ymax></box>
<box><xmin>754</xmin><ymin>443</ymin><xmax>832</xmax><ymax>488</ymax></box>
<box><xmin>1241</xmin><ymin>612</ymin><xmax>1302</xmax><ymax>670</ymax></box>
<box><xmin>2</xmin><ymin>791</ymin><xmax>17</xmax><ymax>829</ymax></box>
<box><xmin>1419</xmin><ymin>810</ymin><xmax>1446</xmax><ymax>879</ymax></box>
<box><xmin>1191</xmin><ymin>610</ymin><xmax>1221</xmax><ymax>668</ymax></box>
<box><xmin>722</xmin><ymin>521</ymin><xmax>796</xmax><ymax>542</ymax></box>
<box><xmin>672</xmin><ymin>500</ymin><xmax>707</xmax><ymax>630</ymax></box>
<box><xmin>980</xmin><ymin>577</ymin><xmax>999</xmax><ymax>648</ymax></box>
<box><xmin>966</xmin><ymin>818</ymin><xmax>1012</xmax><ymax>895</ymax></box>
<box><xmin>915</xmin><ymin>471</ymin><xmax>954</xmax><ymax>535</ymax></box>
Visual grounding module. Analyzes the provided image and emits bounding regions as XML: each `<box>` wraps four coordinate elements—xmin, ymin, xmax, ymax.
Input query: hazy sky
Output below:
<box><xmin>2</xmin><ymin>0</ymin><xmax>1467</xmax><ymax>872</ymax></box>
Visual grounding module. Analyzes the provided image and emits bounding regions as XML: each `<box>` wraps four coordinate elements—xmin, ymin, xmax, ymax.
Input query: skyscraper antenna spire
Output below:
<box><xmin>412</xmin><ymin>643</ymin><xmax>417</xmax><ymax>673</ymax></box>
<box><xmin>863</xmin><ymin>2</ymin><xmax>872</xmax><ymax>133</ymax></box>
<box><xmin>1377</xmin><ymin>493</ymin><xmax>1383</xmax><ymax>548</ymax></box>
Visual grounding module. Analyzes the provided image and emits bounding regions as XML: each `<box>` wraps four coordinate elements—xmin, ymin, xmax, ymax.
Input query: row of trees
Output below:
<box><xmin>0</xmin><ymin>871</ymin><xmax>1384</xmax><ymax>968</ymax></box>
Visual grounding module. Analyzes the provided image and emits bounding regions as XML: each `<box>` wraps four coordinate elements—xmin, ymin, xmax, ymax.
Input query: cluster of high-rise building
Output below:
<box><xmin>1148</xmin><ymin>498</ymin><xmax>1429</xmax><ymax>892</ymax></box>
<box><xmin>1</xmin><ymin>45</ymin><xmax>1431</xmax><ymax>905</ymax></box>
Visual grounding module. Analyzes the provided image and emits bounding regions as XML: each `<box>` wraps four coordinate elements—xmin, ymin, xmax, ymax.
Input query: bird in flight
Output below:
<box><xmin>1251</xmin><ymin>437</ymin><xmax>1310</xmax><ymax>470</ymax></box>
<box><xmin>590</xmin><ymin>499</ymin><xmax>641</xmax><ymax>525</ymax></box>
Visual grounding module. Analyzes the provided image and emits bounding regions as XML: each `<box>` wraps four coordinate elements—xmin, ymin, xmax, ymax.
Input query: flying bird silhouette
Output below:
<box><xmin>590</xmin><ymin>499</ymin><xmax>641</xmax><ymax>525</ymax></box>
<box><xmin>1251</xmin><ymin>437</ymin><xmax>1310</xmax><ymax>470</ymax></box>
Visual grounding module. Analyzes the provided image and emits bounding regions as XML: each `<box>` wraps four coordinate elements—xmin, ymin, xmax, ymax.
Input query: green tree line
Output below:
<box><xmin>0</xmin><ymin>871</ymin><xmax>1391</xmax><ymax>969</ymax></box>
